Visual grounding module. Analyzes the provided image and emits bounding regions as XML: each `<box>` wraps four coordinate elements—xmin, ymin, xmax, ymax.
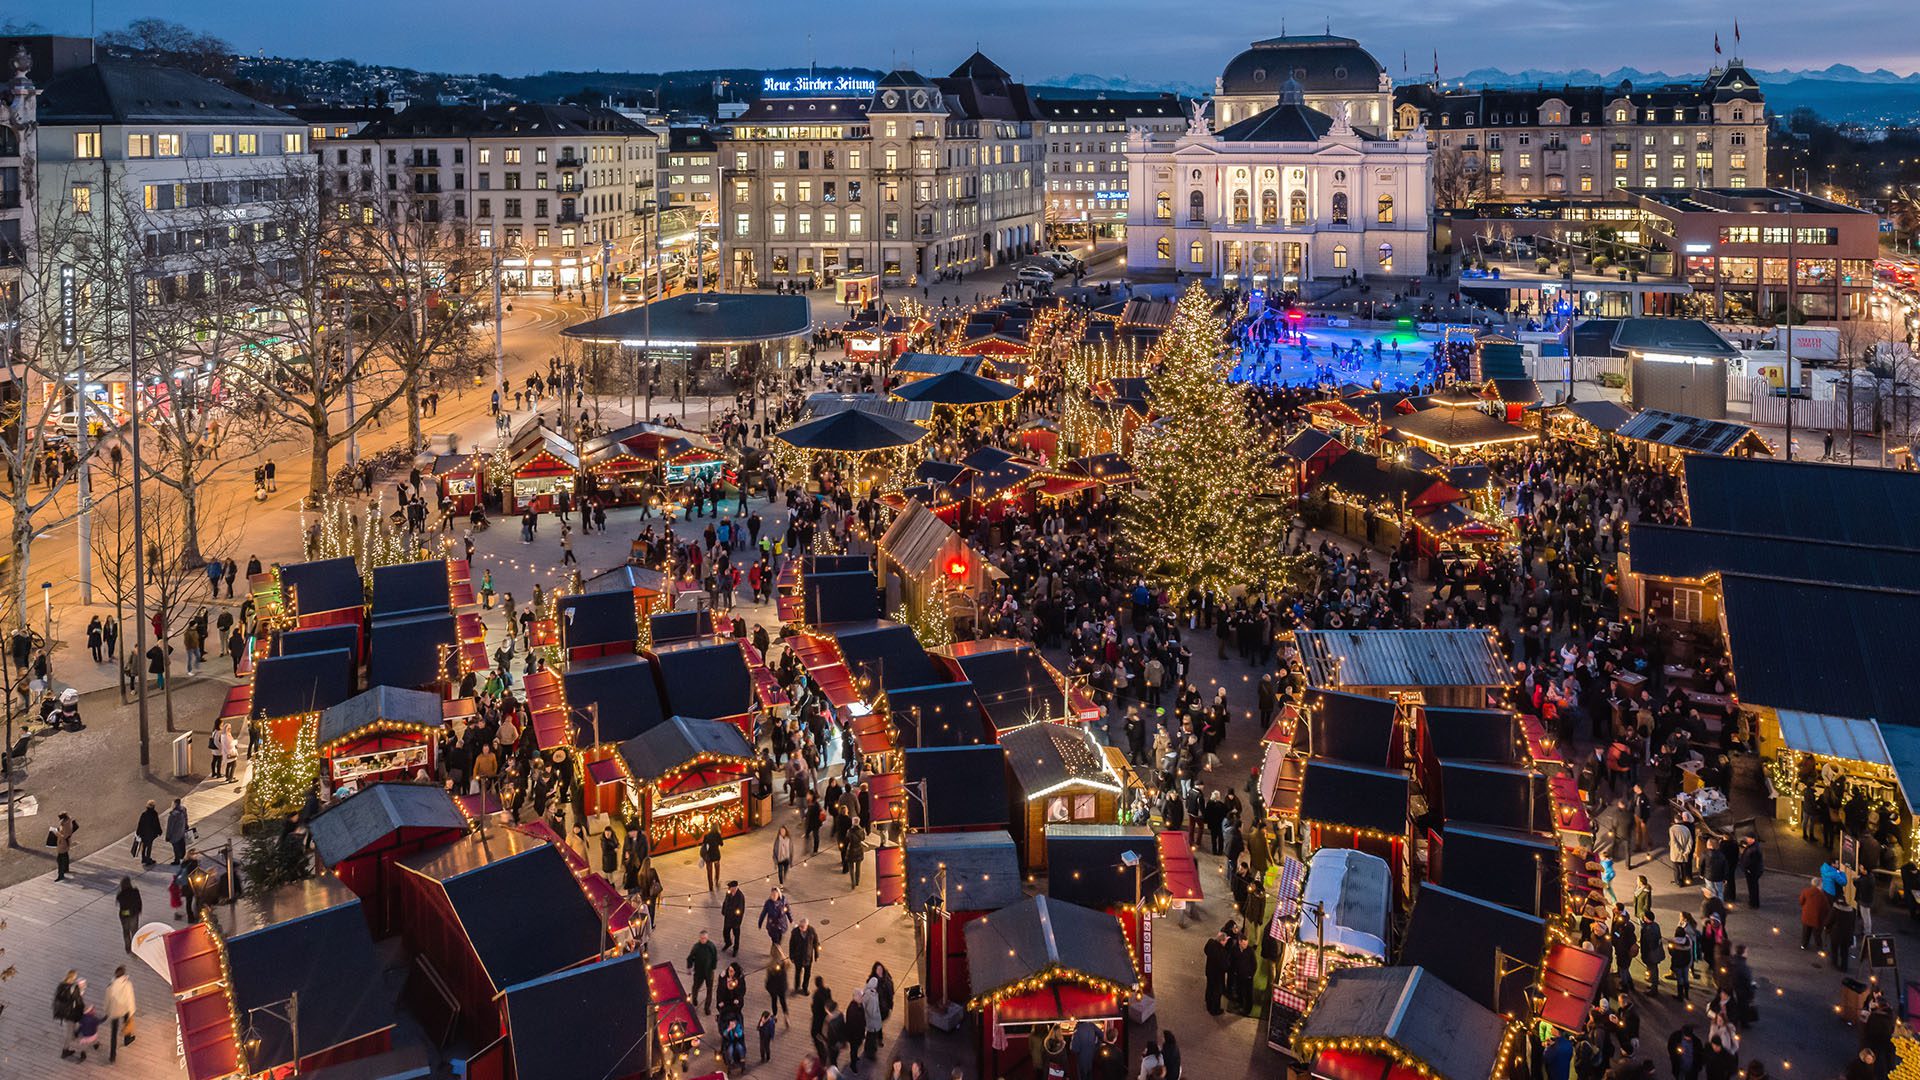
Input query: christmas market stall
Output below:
<box><xmin>558</xmin><ymin>587</ymin><xmax>643</xmax><ymax>663</ymax></box>
<box><xmin>877</xmin><ymin>498</ymin><xmax>999</xmax><ymax>632</ymax></box>
<box><xmin>164</xmin><ymin>881</ymin><xmax>397</xmax><ymax>1080</ymax></box>
<box><xmin>772</xmin><ymin>408</ymin><xmax>929</xmax><ymax>498</ymax></box>
<box><xmin>962</xmin><ymin>894</ymin><xmax>1144</xmax><ymax>1080</ymax></box>
<box><xmin>504</xmin><ymin>428</ymin><xmax>582</xmax><ymax>514</ymax></box>
<box><xmin>1044</xmin><ymin>825</ymin><xmax>1203</xmax><ymax>997</ymax></box>
<box><xmin>1400</xmin><ymin>881</ymin><xmax>1548</xmax><ymax>1015</ymax></box>
<box><xmin>491</xmin><ymin>951</ymin><xmax>655</xmax><ymax>1080</ymax></box>
<box><xmin>431</xmin><ymin>450</ymin><xmax>488</xmax><ymax>515</ymax></box>
<box><xmin>1381</xmin><ymin>397</ymin><xmax>1532</xmax><ymax>460</ymax></box>
<box><xmin>893</xmin><ymin>352</ymin><xmax>985</xmax><ymax>384</ymax></box>
<box><xmin>941</xmin><ymin>638</ymin><xmax>1099</xmax><ymax>734</ymax></box>
<box><xmin>1291</xmin><ymin>965</ymin><xmax>1511</xmax><ymax>1080</ymax></box>
<box><xmin>892</xmin><ymin>368</ymin><xmax>1022</xmax><ymax>414</ymax></box>
<box><xmin>649</xmin><ymin>639</ymin><xmax>761</xmax><ymax>737</ymax></box>
<box><xmin>1306</xmin><ymin>450</ymin><xmax>1472</xmax><ymax>558</ymax></box>
<box><xmin>367</xmin><ymin>611</ymin><xmax>460</xmax><ymax>692</ymax></box>
<box><xmin>306</xmin><ymin>782</ymin><xmax>468</xmax><ymax>929</ymax></box>
<box><xmin>275</xmin><ymin>555</ymin><xmax>366</xmax><ymax>633</ymax></box>
<box><xmin>249</xmin><ymin>646</ymin><xmax>357</xmax><ymax>750</ymax></box>
<box><xmin>615</xmin><ymin>715</ymin><xmax>757</xmax><ymax>855</ymax></box>
<box><xmin>392</xmin><ymin>829</ymin><xmax>607</xmax><ymax>1045</ymax></box>
<box><xmin>904</xmin><ymin>744</ymin><xmax>1012</xmax><ymax>833</ymax></box>
<box><xmin>1614</xmin><ymin>408</ymin><xmax>1772</xmax><ymax>464</ymax></box>
<box><xmin>1291</xmin><ymin>759</ymin><xmax>1415</xmax><ymax>896</ymax></box>
<box><xmin>1531</xmin><ymin>398</ymin><xmax>1635</xmax><ymax>447</ymax></box>
<box><xmin>885</xmin><ymin>680</ymin><xmax>990</xmax><ymax>750</ymax></box>
<box><xmin>563</xmin><ymin>653</ymin><xmax>670</xmax><ymax>817</ymax></box>
<box><xmin>1267</xmin><ymin>848</ymin><xmax>1393</xmax><ymax>1045</ymax></box>
<box><xmin>371</xmin><ymin>558</ymin><xmax>453</xmax><ymax>619</ymax></box>
<box><xmin>1000</xmin><ymin>722</ymin><xmax>1126</xmax><ymax>872</ymax></box>
<box><xmin>317</xmin><ymin>686</ymin><xmax>448</xmax><ymax>790</ymax></box>
<box><xmin>1294</xmin><ymin>629</ymin><xmax>1514</xmax><ymax>709</ymax></box>
<box><xmin>897</xmin><ymin>830</ymin><xmax>1025</xmax><ymax>1009</ymax></box>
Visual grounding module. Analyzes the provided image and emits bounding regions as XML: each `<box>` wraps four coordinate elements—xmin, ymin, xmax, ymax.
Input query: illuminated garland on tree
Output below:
<box><xmin>248</xmin><ymin>714</ymin><xmax>319</xmax><ymax>817</ymax></box>
<box><xmin>1120</xmin><ymin>282</ymin><xmax>1314</xmax><ymax>598</ymax></box>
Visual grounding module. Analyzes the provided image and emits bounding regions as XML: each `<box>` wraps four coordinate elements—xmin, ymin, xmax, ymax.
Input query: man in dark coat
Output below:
<box><xmin>1202</xmin><ymin>930</ymin><xmax>1230</xmax><ymax>1015</ymax></box>
<box><xmin>721</xmin><ymin>881</ymin><xmax>746</xmax><ymax>955</ymax></box>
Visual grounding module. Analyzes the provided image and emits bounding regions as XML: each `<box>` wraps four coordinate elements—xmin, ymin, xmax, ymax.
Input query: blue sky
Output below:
<box><xmin>13</xmin><ymin>0</ymin><xmax>1917</xmax><ymax>81</ymax></box>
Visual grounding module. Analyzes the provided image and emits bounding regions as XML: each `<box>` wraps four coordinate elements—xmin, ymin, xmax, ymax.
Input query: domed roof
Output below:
<box><xmin>1220</xmin><ymin>34</ymin><xmax>1385</xmax><ymax>98</ymax></box>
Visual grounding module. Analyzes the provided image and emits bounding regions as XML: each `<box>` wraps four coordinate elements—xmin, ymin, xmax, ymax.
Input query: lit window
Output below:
<box><xmin>211</xmin><ymin>133</ymin><xmax>233</xmax><ymax>156</ymax></box>
<box><xmin>156</xmin><ymin>133</ymin><xmax>181</xmax><ymax>157</ymax></box>
<box><xmin>127</xmin><ymin>133</ymin><xmax>153</xmax><ymax>158</ymax></box>
<box><xmin>282</xmin><ymin>132</ymin><xmax>304</xmax><ymax>154</ymax></box>
<box><xmin>1332</xmin><ymin>244</ymin><xmax>1348</xmax><ymax>269</ymax></box>
<box><xmin>1189</xmin><ymin>240</ymin><xmax>1204</xmax><ymax>264</ymax></box>
<box><xmin>75</xmin><ymin>132</ymin><xmax>101</xmax><ymax>158</ymax></box>
<box><xmin>735</xmin><ymin>212</ymin><xmax>751</xmax><ymax>237</ymax></box>
<box><xmin>71</xmin><ymin>185</ymin><xmax>92</xmax><ymax>214</ymax></box>
<box><xmin>1376</xmin><ymin>195</ymin><xmax>1394</xmax><ymax>224</ymax></box>
<box><xmin>237</xmin><ymin>133</ymin><xmax>258</xmax><ymax>155</ymax></box>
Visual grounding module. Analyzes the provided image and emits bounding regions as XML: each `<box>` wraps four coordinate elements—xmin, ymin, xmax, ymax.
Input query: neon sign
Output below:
<box><xmin>762</xmin><ymin>75</ymin><xmax>878</xmax><ymax>95</ymax></box>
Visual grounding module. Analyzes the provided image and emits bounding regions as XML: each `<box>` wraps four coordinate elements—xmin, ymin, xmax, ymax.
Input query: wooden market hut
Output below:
<box><xmin>392</xmin><ymin>830</ymin><xmax>605</xmax><ymax>1045</ymax></box>
<box><xmin>1399</xmin><ymin>882</ymin><xmax>1548</xmax><ymax>1015</ymax></box>
<box><xmin>615</xmin><ymin>715</ymin><xmax>757</xmax><ymax>855</ymax></box>
<box><xmin>1293</xmin><ymin>966</ymin><xmax>1509</xmax><ymax>1080</ymax></box>
<box><xmin>904</xmin><ymin>744</ymin><xmax>1011</xmax><ymax>833</ymax></box>
<box><xmin>366</xmin><ymin>611</ymin><xmax>460</xmax><ymax>692</ymax></box>
<box><xmin>430</xmin><ymin>451</ymin><xmax>487</xmax><ymax>515</ymax></box>
<box><xmin>1382</xmin><ymin>400</ymin><xmax>1533</xmax><ymax>458</ymax></box>
<box><xmin>1000</xmin><ymin>722</ymin><xmax>1125</xmax><ymax>872</ymax></box>
<box><xmin>563</xmin><ymin>653</ymin><xmax>671</xmax><ymax>816</ymax></box>
<box><xmin>558</xmin><ymin>588</ymin><xmax>642</xmax><ymax>663</ymax></box>
<box><xmin>649</xmin><ymin>639</ymin><xmax>759</xmax><ymax>736</ymax></box>
<box><xmin>504</xmin><ymin>429</ymin><xmax>581</xmax><ymax>514</ymax></box>
<box><xmin>370</xmin><ymin>559</ymin><xmax>453</xmax><ymax>620</ymax></box>
<box><xmin>164</xmin><ymin>882</ymin><xmax>397</xmax><ymax>1080</ymax></box>
<box><xmin>1294</xmin><ymin>628</ymin><xmax>1514</xmax><ymax>709</ymax></box>
<box><xmin>892</xmin><ymin>830</ymin><xmax>1025</xmax><ymax>1008</ymax></box>
<box><xmin>1432</xmin><ymin>822</ymin><xmax>1563</xmax><ymax>920</ymax></box>
<box><xmin>649</xmin><ymin>609</ymin><xmax>715</xmax><ymax>647</ymax></box>
<box><xmin>250</xmin><ymin>647</ymin><xmax>357</xmax><ymax>746</ymax></box>
<box><xmin>943</xmin><ymin>638</ymin><xmax>1099</xmax><ymax>732</ymax></box>
<box><xmin>490</xmin><ymin>952</ymin><xmax>655</xmax><ymax>1080</ymax></box>
<box><xmin>963</xmin><ymin>895</ymin><xmax>1144</xmax><ymax>1080</ymax></box>
<box><xmin>1307</xmin><ymin>450</ymin><xmax>1469</xmax><ymax>556</ymax></box>
<box><xmin>885</xmin><ymin>681</ymin><xmax>990</xmax><ymax>750</ymax></box>
<box><xmin>317</xmin><ymin>686</ymin><xmax>448</xmax><ymax>788</ymax></box>
<box><xmin>1294</xmin><ymin>759</ymin><xmax>1415</xmax><ymax>893</ymax></box>
<box><xmin>307</xmin><ymin>782</ymin><xmax>468</xmax><ymax>928</ymax></box>
<box><xmin>278</xmin><ymin>556</ymin><xmax>366</xmax><ymax>630</ymax></box>
<box><xmin>1615</xmin><ymin>408</ymin><xmax>1772</xmax><ymax>463</ymax></box>
<box><xmin>1044</xmin><ymin>825</ymin><xmax>1204</xmax><ymax>995</ymax></box>
<box><xmin>877</xmin><ymin>499</ymin><xmax>998</xmax><ymax>629</ymax></box>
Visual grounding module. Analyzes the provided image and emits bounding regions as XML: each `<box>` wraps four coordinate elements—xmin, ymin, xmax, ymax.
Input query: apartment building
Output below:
<box><xmin>1034</xmin><ymin>94</ymin><xmax>1184</xmax><ymax>240</ymax></box>
<box><xmin>718</xmin><ymin>52</ymin><xmax>1045</xmax><ymax>288</ymax></box>
<box><xmin>332</xmin><ymin>102</ymin><xmax>656</xmax><ymax>289</ymax></box>
<box><xmin>1394</xmin><ymin>65</ymin><xmax>1767</xmax><ymax>202</ymax></box>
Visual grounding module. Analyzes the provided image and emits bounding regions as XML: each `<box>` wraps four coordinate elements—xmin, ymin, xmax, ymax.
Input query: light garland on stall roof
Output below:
<box><xmin>318</xmin><ymin>718</ymin><xmax>442</xmax><ymax>756</ymax></box>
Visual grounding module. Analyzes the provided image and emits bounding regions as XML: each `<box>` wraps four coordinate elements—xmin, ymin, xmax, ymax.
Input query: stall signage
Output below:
<box><xmin>762</xmin><ymin>75</ymin><xmax>878</xmax><ymax>95</ymax></box>
<box><xmin>332</xmin><ymin>743</ymin><xmax>430</xmax><ymax>782</ymax></box>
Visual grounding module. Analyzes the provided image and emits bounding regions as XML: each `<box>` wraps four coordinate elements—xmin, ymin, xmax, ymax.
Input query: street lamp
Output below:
<box><xmin>241</xmin><ymin>993</ymin><xmax>300</xmax><ymax>1076</ymax></box>
<box><xmin>40</xmin><ymin>582</ymin><xmax>51</xmax><ymax>681</ymax></box>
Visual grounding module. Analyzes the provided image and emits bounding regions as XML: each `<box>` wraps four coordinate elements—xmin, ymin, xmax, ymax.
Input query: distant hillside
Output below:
<box><xmin>1443</xmin><ymin>65</ymin><xmax>1920</xmax><ymax>124</ymax></box>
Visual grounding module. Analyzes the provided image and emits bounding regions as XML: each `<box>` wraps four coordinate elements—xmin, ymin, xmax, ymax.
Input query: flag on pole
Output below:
<box><xmin>1714</xmin><ymin>33</ymin><xmax>1722</xmax><ymax>56</ymax></box>
<box><xmin>1734</xmin><ymin>19</ymin><xmax>1741</xmax><ymax>44</ymax></box>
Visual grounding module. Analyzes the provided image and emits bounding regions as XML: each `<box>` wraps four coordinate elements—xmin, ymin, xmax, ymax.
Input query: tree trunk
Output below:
<box><xmin>308</xmin><ymin>409</ymin><xmax>333</xmax><ymax>503</ymax></box>
<box><xmin>9</xmin><ymin>492</ymin><xmax>33</xmax><ymax>634</ymax></box>
<box><xmin>177</xmin><ymin>456</ymin><xmax>204</xmax><ymax>568</ymax></box>
<box><xmin>405</xmin><ymin>376</ymin><xmax>424</xmax><ymax>452</ymax></box>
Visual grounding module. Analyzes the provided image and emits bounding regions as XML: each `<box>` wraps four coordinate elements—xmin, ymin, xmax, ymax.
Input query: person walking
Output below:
<box><xmin>165</xmin><ymin>799</ymin><xmax>190</xmax><ymax>865</ymax></box>
<box><xmin>773</xmin><ymin>825</ymin><xmax>795</xmax><ymax>884</ymax></box>
<box><xmin>134</xmin><ymin>800</ymin><xmax>162</xmax><ymax>866</ymax></box>
<box><xmin>722</xmin><ymin>881</ymin><xmax>747</xmax><ymax>955</ymax></box>
<box><xmin>116</xmin><ymin>876</ymin><xmax>143</xmax><ymax>952</ymax></box>
<box><xmin>687</xmin><ymin>930</ymin><xmax>720</xmax><ymax>1013</ymax></box>
<box><xmin>52</xmin><ymin>811</ymin><xmax>79</xmax><ymax>881</ymax></box>
<box><xmin>765</xmin><ymin>955</ymin><xmax>790</xmax><ymax>1027</ymax></box>
<box><xmin>758</xmin><ymin>885</ymin><xmax>793</xmax><ymax>950</ymax></box>
<box><xmin>87</xmin><ymin>617</ymin><xmax>103</xmax><ymax>662</ymax></box>
<box><xmin>105</xmin><ymin>965</ymin><xmax>137</xmax><ymax>1061</ymax></box>
<box><xmin>789</xmin><ymin>917</ymin><xmax>820</xmax><ymax>991</ymax></box>
<box><xmin>842</xmin><ymin>819</ymin><xmax>866</xmax><ymax>887</ymax></box>
<box><xmin>54</xmin><ymin>970</ymin><xmax>89</xmax><ymax>1061</ymax></box>
<box><xmin>701</xmin><ymin>824</ymin><xmax>725</xmax><ymax>892</ymax></box>
<box><xmin>1668</xmin><ymin>815</ymin><xmax>1694</xmax><ymax>887</ymax></box>
<box><xmin>1668</xmin><ymin>921</ymin><xmax>1695</xmax><ymax>1000</ymax></box>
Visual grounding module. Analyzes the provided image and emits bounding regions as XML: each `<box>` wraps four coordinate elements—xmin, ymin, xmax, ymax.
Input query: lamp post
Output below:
<box><xmin>1118</xmin><ymin>849</ymin><xmax>1172</xmax><ymax>1010</ymax></box>
<box><xmin>241</xmin><ymin>993</ymin><xmax>301</xmax><ymax>1076</ymax></box>
<box><xmin>40</xmin><ymin>582</ymin><xmax>51</xmax><ymax>682</ymax></box>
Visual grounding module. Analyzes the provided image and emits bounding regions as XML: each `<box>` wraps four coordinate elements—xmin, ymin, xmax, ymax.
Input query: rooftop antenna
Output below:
<box><xmin>1325</xmin><ymin>17</ymin><xmax>1331</xmax><ymax>33</ymax></box>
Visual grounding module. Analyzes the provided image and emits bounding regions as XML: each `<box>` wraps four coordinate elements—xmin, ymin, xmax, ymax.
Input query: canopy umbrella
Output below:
<box><xmin>774</xmin><ymin>409</ymin><xmax>929</xmax><ymax>453</ymax></box>
<box><xmin>891</xmin><ymin>369</ymin><xmax>1022</xmax><ymax>407</ymax></box>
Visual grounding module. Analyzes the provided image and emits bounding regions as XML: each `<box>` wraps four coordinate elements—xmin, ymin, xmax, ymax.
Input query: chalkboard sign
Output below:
<box><xmin>1867</xmin><ymin>934</ymin><xmax>1898</xmax><ymax>969</ymax></box>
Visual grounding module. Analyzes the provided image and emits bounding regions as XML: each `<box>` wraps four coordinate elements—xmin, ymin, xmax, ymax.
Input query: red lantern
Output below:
<box><xmin>945</xmin><ymin>557</ymin><xmax>968</xmax><ymax>579</ymax></box>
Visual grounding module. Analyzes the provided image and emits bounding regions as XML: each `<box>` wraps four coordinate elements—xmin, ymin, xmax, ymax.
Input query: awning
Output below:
<box><xmin>1775</xmin><ymin>710</ymin><xmax>1892</xmax><ymax>766</ymax></box>
<box><xmin>650</xmin><ymin>962</ymin><xmax>705</xmax><ymax>1044</ymax></box>
<box><xmin>1035</xmin><ymin>475</ymin><xmax>1096</xmax><ymax>500</ymax></box>
<box><xmin>1539</xmin><ymin>942</ymin><xmax>1608</xmax><ymax>1032</ymax></box>
<box><xmin>876</xmin><ymin>845</ymin><xmax>907</xmax><ymax>906</ymax></box>
<box><xmin>1157</xmin><ymin>831</ymin><xmax>1204</xmax><ymax>902</ymax></box>
<box><xmin>165</xmin><ymin>923</ymin><xmax>224</xmax><ymax>993</ymax></box>
<box><xmin>869</xmin><ymin>771</ymin><xmax>906</xmax><ymax>824</ymax></box>
<box><xmin>587</xmin><ymin>756</ymin><xmax>627</xmax><ymax>787</ymax></box>
<box><xmin>177</xmin><ymin>986</ymin><xmax>242</xmax><ymax>1080</ymax></box>
<box><xmin>991</xmin><ymin>984</ymin><xmax>1125</xmax><ymax>1024</ymax></box>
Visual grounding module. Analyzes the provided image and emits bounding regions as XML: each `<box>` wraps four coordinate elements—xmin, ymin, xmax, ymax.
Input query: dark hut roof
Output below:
<box><xmin>1000</xmin><ymin>722</ymin><xmax>1119</xmax><ymax>795</ymax></box>
<box><xmin>775</xmin><ymin>409</ymin><xmax>928</xmax><ymax>452</ymax></box>
<box><xmin>367</xmin><ymin>612</ymin><xmax>458</xmax><ymax>690</ymax></box>
<box><xmin>1400</xmin><ymin>882</ymin><xmax>1548</xmax><ymax>1013</ymax></box>
<box><xmin>273</xmin><ymin>623</ymin><xmax>360</xmax><ymax>666</ymax></box>
<box><xmin>803</xmin><ymin>570</ymin><xmax>880</xmax><ymax>625</ymax></box>
<box><xmin>308</xmin><ymin>783</ymin><xmax>466</xmax><ymax>867</ymax></box>
<box><xmin>253</xmin><ymin>649</ymin><xmax>357</xmax><ymax>720</ymax></box>
<box><xmin>885</xmin><ymin>681</ymin><xmax>989</xmax><ymax>748</ymax></box>
<box><xmin>1298</xmin><ymin>966</ymin><xmax>1508</xmax><ymax>1080</ymax></box>
<box><xmin>1043</xmin><ymin>825</ymin><xmax>1161</xmax><ymax>910</ymax></box>
<box><xmin>280</xmin><ymin>557</ymin><xmax>365</xmax><ymax>616</ymax></box>
<box><xmin>559</xmin><ymin>589</ymin><xmax>640</xmax><ymax>651</ymax></box>
<box><xmin>398</xmin><ymin>836</ymin><xmax>604</xmax><ymax>992</ymax></box>
<box><xmin>616</xmin><ymin>716</ymin><xmax>755</xmax><ymax>786</ymax></box>
<box><xmin>1422</xmin><ymin>707</ymin><xmax>1524</xmax><ymax>764</ymax></box>
<box><xmin>562</xmin><ymin>655</ymin><xmax>668</xmax><ymax>744</ymax></box>
<box><xmin>650</xmin><ymin>641</ymin><xmax>756</xmax><ymax>720</ymax></box>
<box><xmin>1296</xmin><ymin>760</ymin><xmax>1410</xmax><ymax>836</ymax></box>
<box><xmin>833</xmin><ymin>622</ymin><xmax>942</xmax><ymax>692</ymax></box>
<box><xmin>962</xmin><ymin>895</ymin><xmax>1140</xmax><ymax>1001</ymax></box>
<box><xmin>223</xmin><ymin>896</ymin><xmax>396</xmax><ymax>1073</ymax></box>
<box><xmin>318</xmin><ymin>686</ymin><xmax>446</xmax><ymax>749</ymax></box>
<box><xmin>500</xmin><ymin>953</ymin><xmax>654</xmax><ymax>1080</ymax></box>
<box><xmin>1719</xmin><ymin>574</ymin><xmax>1920</xmax><ymax>725</ymax></box>
<box><xmin>892</xmin><ymin>369</ymin><xmax>1022</xmax><ymax>406</ymax></box>
<box><xmin>1304</xmin><ymin>688</ymin><xmax>1401</xmax><ymax>766</ymax></box>
<box><xmin>649</xmin><ymin>609</ymin><xmax>714</xmax><ymax>646</ymax></box>
<box><xmin>904</xmin><ymin>745</ymin><xmax>1009</xmax><ymax>829</ymax></box>
<box><xmin>1438</xmin><ymin>760</ymin><xmax>1549</xmax><ymax>832</ymax></box>
<box><xmin>370</xmin><ymin>560</ymin><xmax>451</xmax><ymax>619</ymax></box>
<box><xmin>903</xmin><ymin>831</ymin><xmax>1023</xmax><ymax>913</ymax></box>
<box><xmin>1437</xmin><ymin>823</ymin><xmax>1563</xmax><ymax>918</ymax></box>
<box><xmin>1681</xmin><ymin>456</ymin><xmax>1920</xmax><ymax>550</ymax></box>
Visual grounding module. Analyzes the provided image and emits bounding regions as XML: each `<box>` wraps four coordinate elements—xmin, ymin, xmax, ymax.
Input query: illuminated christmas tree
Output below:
<box><xmin>1122</xmin><ymin>282</ymin><xmax>1309</xmax><ymax>598</ymax></box>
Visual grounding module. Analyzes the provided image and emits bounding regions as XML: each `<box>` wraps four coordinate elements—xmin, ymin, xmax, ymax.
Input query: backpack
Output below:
<box><xmin>53</xmin><ymin>981</ymin><xmax>81</xmax><ymax>1022</ymax></box>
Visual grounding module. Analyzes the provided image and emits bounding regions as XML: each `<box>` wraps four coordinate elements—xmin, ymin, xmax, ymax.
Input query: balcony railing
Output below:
<box><xmin>557</xmin><ymin>155</ymin><xmax>584</xmax><ymax>170</ymax></box>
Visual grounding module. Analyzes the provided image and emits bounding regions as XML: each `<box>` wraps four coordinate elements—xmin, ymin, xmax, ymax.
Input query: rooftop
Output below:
<box><xmin>563</xmin><ymin>293</ymin><xmax>811</xmax><ymax>346</ymax></box>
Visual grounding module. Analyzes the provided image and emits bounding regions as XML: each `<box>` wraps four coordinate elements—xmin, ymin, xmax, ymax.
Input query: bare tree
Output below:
<box><xmin>97</xmin><ymin>19</ymin><xmax>234</xmax><ymax>78</ymax></box>
<box><xmin>1432</xmin><ymin>146</ymin><xmax>1488</xmax><ymax>210</ymax></box>
<box><xmin>224</xmin><ymin>163</ymin><xmax>430</xmax><ymax>500</ymax></box>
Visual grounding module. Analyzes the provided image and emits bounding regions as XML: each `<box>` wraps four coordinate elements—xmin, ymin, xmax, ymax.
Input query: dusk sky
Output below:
<box><xmin>13</xmin><ymin>0</ymin><xmax>1919</xmax><ymax>82</ymax></box>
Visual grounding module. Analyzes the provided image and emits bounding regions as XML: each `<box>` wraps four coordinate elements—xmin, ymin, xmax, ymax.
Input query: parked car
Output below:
<box><xmin>1016</xmin><ymin>265</ymin><xmax>1057</xmax><ymax>285</ymax></box>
